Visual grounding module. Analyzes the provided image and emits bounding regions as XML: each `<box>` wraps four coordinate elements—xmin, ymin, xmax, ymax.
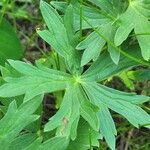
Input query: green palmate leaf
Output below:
<box><xmin>44</xmin><ymin>85</ymin><xmax>80</xmax><ymax>137</ymax></box>
<box><xmin>68</xmin><ymin>120</ymin><xmax>100</xmax><ymax>150</ymax></box>
<box><xmin>114</xmin><ymin>0</ymin><xmax>150</xmax><ymax>60</ymax></box>
<box><xmin>0</xmin><ymin>1</ymin><xmax>149</xmax><ymax>150</ymax></box>
<box><xmin>82</xmin><ymin>82</ymin><xmax>150</xmax><ymax>149</ymax></box>
<box><xmin>51</xmin><ymin>0</ymin><xmax>150</xmax><ymax>62</ymax></box>
<box><xmin>8</xmin><ymin>59</ymin><xmax>69</xmax><ymax>78</ymax></box>
<box><xmin>81</xmin><ymin>50</ymin><xmax>140</xmax><ymax>82</ymax></box>
<box><xmin>44</xmin><ymin>83</ymin><xmax>99</xmax><ymax>139</ymax></box>
<box><xmin>71</xmin><ymin>85</ymin><xmax>99</xmax><ymax>138</ymax></box>
<box><xmin>79</xmin><ymin>28</ymin><xmax>120</xmax><ymax>65</ymax></box>
<box><xmin>76</xmin><ymin>21</ymin><xmax>120</xmax><ymax>65</ymax></box>
<box><xmin>38</xmin><ymin>1</ymin><xmax>81</xmax><ymax>74</ymax></box>
<box><xmin>0</xmin><ymin>95</ymin><xmax>43</xmax><ymax>150</ymax></box>
<box><xmin>40</xmin><ymin>1</ymin><xmax>68</xmax><ymax>50</ymax></box>
<box><xmin>0</xmin><ymin>19</ymin><xmax>23</xmax><ymax>65</ymax></box>
<box><xmin>76</xmin><ymin>0</ymin><xmax>125</xmax><ymax>64</ymax></box>
<box><xmin>0</xmin><ymin>60</ymin><xmax>71</xmax><ymax>101</ymax></box>
<box><xmin>78</xmin><ymin>0</ymin><xmax>150</xmax><ymax>64</ymax></box>
<box><xmin>83</xmin><ymin>82</ymin><xmax>150</xmax><ymax>127</ymax></box>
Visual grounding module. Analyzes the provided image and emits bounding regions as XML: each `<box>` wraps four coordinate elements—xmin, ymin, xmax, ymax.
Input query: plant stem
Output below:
<box><xmin>124</xmin><ymin>129</ymin><xmax>134</xmax><ymax>150</ymax></box>
<box><xmin>83</xmin><ymin>17</ymin><xmax>150</xmax><ymax>68</ymax></box>
<box><xmin>80</xmin><ymin>0</ymin><xmax>83</xmax><ymax>38</ymax></box>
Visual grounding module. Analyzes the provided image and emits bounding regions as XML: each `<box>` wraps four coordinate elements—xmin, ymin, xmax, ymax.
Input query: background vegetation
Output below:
<box><xmin>0</xmin><ymin>0</ymin><xmax>150</xmax><ymax>149</ymax></box>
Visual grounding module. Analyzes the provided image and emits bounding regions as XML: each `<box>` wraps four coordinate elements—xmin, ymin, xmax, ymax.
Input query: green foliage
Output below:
<box><xmin>114</xmin><ymin>0</ymin><xmax>150</xmax><ymax>60</ymax></box>
<box><xmin>0</xmin><ymin>95</ymin><xmax>43</xmax><ymax>150</ymax></box>
<box><xmin>0</xmin><ymin>60</ymin><xmax>71</xmax><ymax>101</ymax></box>
<box><xmin>0</xmin><ymin>0</ymin><xmax>150</xmax><ymax>150</ymax></box>
<box><xmin>38</xmin><ymin>1</ymin><xmax>81</xmax><ymax>74</ymax></box>
<box><xmin>0</xmin><ymin>19</ymin><xmax>23</xmax><ymax>65</ymax></box>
